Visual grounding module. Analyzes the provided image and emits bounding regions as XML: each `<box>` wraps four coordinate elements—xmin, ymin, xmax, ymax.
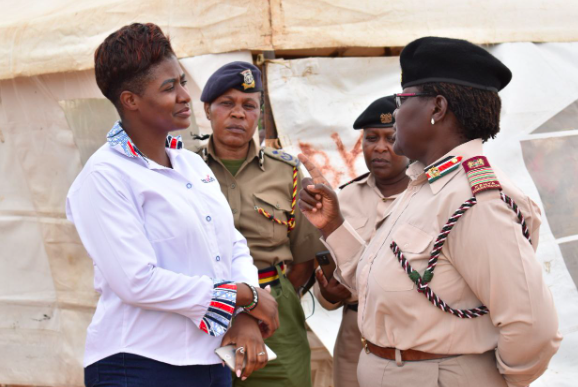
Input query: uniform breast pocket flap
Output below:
<box><xmin>348</xmin><ymin>216</ymin><xmax>368</xmax><ymax>230</ymax></box>
<box><xmin>253</xmin><ymin>192</ymin><xmax>292</xmax><ymax>212</ymax></box>
<box><xmin>391</xmin><ymin>223</ymin><xmax>433</xmax><ymax>254</ymax></box>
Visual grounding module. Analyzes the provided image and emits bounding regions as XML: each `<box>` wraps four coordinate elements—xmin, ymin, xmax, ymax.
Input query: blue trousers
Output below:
<box><xmin>85</xmin><ymin>353</ymin><xmax>232</xmax><ymax>387</ymax></box>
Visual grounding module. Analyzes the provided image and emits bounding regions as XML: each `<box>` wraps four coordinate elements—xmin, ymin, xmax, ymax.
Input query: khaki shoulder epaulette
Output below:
<box><xmin>262</xmin><ymin>147</ymin><xmax>299</xmax><ymax>167</ymax></box>
<box><xmin>339</xmin><ymin>172</ymin><xmax>370</xmax><ymax>190</ymax></box>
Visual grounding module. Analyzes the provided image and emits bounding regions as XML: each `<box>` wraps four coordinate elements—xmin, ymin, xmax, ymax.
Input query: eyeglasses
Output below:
<box><xmin>394</xmin><ymin>93</ymin><xmax>434</xmax><ymax>108</ymax></box>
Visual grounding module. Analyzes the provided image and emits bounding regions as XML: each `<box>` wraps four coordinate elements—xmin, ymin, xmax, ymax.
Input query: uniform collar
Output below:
<box><xmin>367</xmin><ymin>173</ymin><xmax>408</xmax><ymax>201</ymax></box>
<box><xmin>106</xmin><ymin>120</ymin><xmax>183</xmax><ymax>170</ymax></box>
<box><xmin>207</xmin><ymin>135</ymin><xmax>263</xmax><ymax>171</ymax></box>
<box><xmin>407</xmin><ymin>139</ymin><xmax>484</xmax><ymax>195</ymax></box>
<box><xmin>365</xmin><ymin>174</ymin><xmax>386</xmax><ymax>199</ymax></box>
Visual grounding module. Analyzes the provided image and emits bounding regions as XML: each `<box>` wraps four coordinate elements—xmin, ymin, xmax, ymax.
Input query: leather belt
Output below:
<box><xmin>361</xmin><ymin>338</ymin><xmax>455</xmax><ymax>362</ymax></box>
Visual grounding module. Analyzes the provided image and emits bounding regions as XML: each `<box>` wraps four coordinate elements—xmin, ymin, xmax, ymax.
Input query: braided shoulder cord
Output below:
<box><xmin>500</xmin><ymin>192</ymin><xmax>532</xmax><ymax>243</ymax></box>
<box><xmin>255</xmin><ymin>166</ymin><xmax>298</xmax><ymax>234</ymax></box>
<box><xmin>390</xmin><ymin>193</ymin><xmax>531</xmax><ymax>319</ymax></box>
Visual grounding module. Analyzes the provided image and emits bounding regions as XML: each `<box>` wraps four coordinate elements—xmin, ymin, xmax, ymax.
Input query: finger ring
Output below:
<box><xmin>236</xmin><ymin>347</ymin><xmax>245</xmax><ymax>354</ymax></box>
<box><xmin>257</xmin><ymin>351</ymin><xmax>266</xmax><ymax>356</ymax></box>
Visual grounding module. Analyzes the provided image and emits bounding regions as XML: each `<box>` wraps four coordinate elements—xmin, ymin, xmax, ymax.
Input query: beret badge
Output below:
<box><xmin>241</xmin><ymin>69</ymin><xmax>256</xmax><ymax>90</ymax></box>
<box><xmin>380</xmin><ymin>113</ymin><xmax>393</xmax><ymax>124</ymax></box>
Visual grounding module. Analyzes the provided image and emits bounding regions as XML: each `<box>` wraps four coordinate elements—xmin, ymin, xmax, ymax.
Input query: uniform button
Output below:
<box><xmin>232</xmin><ymin>209</ymin><xmax>237</xmax><ymax>214</ymax></box>
<box><xmin>186</xmin><ymin>183</ymin><xmax>192</xmax><ymax>189</ymax></box>
<box><xmin>275</xmin><ymin>204</ymin><xmax>280</xmax><ymax>209</ymax></box>
<box><xmin>206</xmin><ymin>216</ymin><xmax>212</xmax><ymax>222</ymax></box>
<box><xmin>231</xmin><ymin>183</ymin><xmax>236</xmax><ymax>189</ymax></box>
<box><xmin>216</xmin><ymin>256</ymin><xmax>221</xmax><ymax>262</ymax></box>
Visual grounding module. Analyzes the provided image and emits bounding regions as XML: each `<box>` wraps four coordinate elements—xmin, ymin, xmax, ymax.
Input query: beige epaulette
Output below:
<box><xmin>261</xmin><ymin>147</ymin><xmax>299</xmax><ymax>167</ymax></box>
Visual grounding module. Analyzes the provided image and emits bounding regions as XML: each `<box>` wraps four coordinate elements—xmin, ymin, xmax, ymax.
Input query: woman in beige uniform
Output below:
<box><xmin>314</xmin><ymin>96</ymin><xmax>409</xmax><ymax>387</ymax></box>
<box><xmin>298</xmin><ymin>37</ymin><xmax>562</xmax><ymax>387</ymax></box>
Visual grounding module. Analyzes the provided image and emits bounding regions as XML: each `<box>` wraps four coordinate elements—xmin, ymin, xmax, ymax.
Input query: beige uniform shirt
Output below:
<box><xmin>203</xmin><ymin>137</ymin><xmax>324</xmax><ymax>269</ymax></box>
<box><xmin>315</xmin><ymin>173</ymin><xmax>399</xmax><ymax>309</ymax></box>
<box><xmin>323</xmin><ymin>139</ymin><xmax>562</xmax><ymax>387</ymax></box>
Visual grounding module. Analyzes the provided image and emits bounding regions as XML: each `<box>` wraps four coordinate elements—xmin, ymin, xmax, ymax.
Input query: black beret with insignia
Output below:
<box><xmin>353</xmin><ymin>95</ymin><xmax>396</xmax><ymax>130</ymax></box>
<box><xmin>400</xmin><ymin>37</ymin><xmax>512</xmax><ymax>92</ymax></box>
<box><xmin>201</xmin><ymin>61</ymin><xmax>263</xmax><ymax>103</ymax></box>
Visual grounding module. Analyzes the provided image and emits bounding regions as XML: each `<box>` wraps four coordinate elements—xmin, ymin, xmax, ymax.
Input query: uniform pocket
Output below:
<box><xmin>348</xmin><ymin>216</ymin><xmax>368</xmax><ymax>231</ymax></box>
<box><xmin>253</xmin><ymin>192</ymin><xmax>293</xmax><ymax>244</ymax></box>
<box><xmin>370</xmin><ymin>223</ymin><xmax>433</xmax><ymax>292</ymax></box>
<box><xmin>391</xmin><ymin>223</ymin><xmax>433</xmax><ymax>254</ymax></box>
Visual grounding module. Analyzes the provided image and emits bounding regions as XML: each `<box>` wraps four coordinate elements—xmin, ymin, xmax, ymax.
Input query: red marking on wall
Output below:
<box><xmin>298</xmin><ymin>132</ymin><xmax>363</xmax><ymax>188</ymax></box>
<box><xmin>332</xmin><ymin>132</ymin><xmax>363</xmax><ymax>181</ymax></box>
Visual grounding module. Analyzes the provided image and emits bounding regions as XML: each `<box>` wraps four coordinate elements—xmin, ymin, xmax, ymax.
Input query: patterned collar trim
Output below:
<box><xmin>106</xmin><ymin>121</ymin><xmax>183</xmax><ymax>161</ymax></box>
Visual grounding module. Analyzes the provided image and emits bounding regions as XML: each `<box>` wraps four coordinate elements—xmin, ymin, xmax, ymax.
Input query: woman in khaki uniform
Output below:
<box><xmin>314</xmin><ymin>96</ymin><xmax>409</xmax><ymax>387</ymax></box>
<box><xmin>299</xmin><ymin>37</ymin><xmax>562</xmax><ymax>387</ymax></box>
<box><xmin>199</xmin><ymin>61</ymin><xmax>325</xmax><ymax>387</ymax></box>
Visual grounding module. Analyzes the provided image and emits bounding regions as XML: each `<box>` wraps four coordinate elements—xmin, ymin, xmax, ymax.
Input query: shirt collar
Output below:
<box><xmin>407</xmin><ymin>139</ymin><xmax>484</xmax><ymax>194</ymax></box>
<box><xmin>365</xmin><ymin>173</ymin><xmax>386</xmax><ymax>199</ymax></box>
<box><xmin>106</xmin><ymin>121</ymin><xmax>183</xmax><ymax>169</ymax></box>
<box><xmin>207</xmin><ymin>135</ymin><xmax>262</xmax><ymax>170</ymax></box>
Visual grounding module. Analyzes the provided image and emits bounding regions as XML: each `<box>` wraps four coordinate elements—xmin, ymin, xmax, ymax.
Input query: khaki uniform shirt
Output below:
<box><xmin>202</xmin><ymin>137</ymin><xmax>324</xmax><ymax>269</ymax></box>
<box><xmin>323</xmin><ymin>139</ymin><xmax>562</xmax><ymax>387</ymax></box>
<box><xmin>315</xmin><ymin>173</ymin><xmax>399</xmax><ymax>309</ymax></box>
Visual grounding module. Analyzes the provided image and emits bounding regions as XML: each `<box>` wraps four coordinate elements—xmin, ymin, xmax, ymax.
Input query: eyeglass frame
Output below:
<box><xmin>394</xmin><ymin>92</ymin><xmax>435</xmax><ymax>108</ymax></box>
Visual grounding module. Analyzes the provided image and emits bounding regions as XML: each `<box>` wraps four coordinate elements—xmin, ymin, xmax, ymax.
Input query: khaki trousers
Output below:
<box><xmin>357</xmin><ymin>349</ymin><xmax>508</xmax><ymax>387</ymax></box>
<box><xmin>333</xmin><ymin>307</ymin><xmax>362</xmax><ymax>387</ymax></box>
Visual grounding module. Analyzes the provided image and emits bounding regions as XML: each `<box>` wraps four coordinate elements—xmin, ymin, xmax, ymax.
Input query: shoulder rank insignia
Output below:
<box><xmin>339</xmin><ymin>172</ymin><xmax>370</xmax><ymax>190</ymax></box>
<box><xmin>262</xmin><ymin>147</ymin><xmax>299</xmax><ymax>167</ymax></box>
<box><xmin>462</xmin><ymin>156</ymin><xmax>502</xmax><ymax>195</ymax></box>
<box><xmin>425</xmin><ymin>156</ymin><xmax>462</xmax><ymax>184</ymax></box>
<box><xmin>241</xmin><ymin>69</ymin><xmax>255</xmax><ymax>90</ymax></box>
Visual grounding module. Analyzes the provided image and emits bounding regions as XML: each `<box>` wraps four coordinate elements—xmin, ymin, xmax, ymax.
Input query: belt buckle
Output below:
<box><xmin>361</xmin><ymin>337</ymin><xmax>370</xmax><ymax>354</ymax></box>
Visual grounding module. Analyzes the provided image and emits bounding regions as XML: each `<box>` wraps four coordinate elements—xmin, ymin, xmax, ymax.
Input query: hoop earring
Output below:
<box><xmin>431</xmin><ymin>118</ymin><xmax>435</xmax><ymax>125</ymax></box>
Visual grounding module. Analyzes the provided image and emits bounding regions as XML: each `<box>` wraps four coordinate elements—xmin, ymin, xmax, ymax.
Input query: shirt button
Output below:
<box><xmin>206</xmin><ymin>216</ymin><xmax>212</xmax><ymax>222</ymax></box>
<box><xmin>231</xmin><ymin>184</ymin><xmax>236</xmax><ymax>189</ymax></box>
<box><xmin>232</xmin><ymin>209</ymin><xmax>237</xmax><ymax>214</ymax></box>
<box><xmin>275</xmin><ymin>204</ymin><xmax>280</xmax><ymax>209</ymax></box>
<box><xmin>216</xmin><ymin>256</ymin><xmax>221</xmax><ymax>262</ymax></box>
<box><xmin>186</xmin><ymin>183</ymin><xmax>192</xmax><ymax>189</ymax></box>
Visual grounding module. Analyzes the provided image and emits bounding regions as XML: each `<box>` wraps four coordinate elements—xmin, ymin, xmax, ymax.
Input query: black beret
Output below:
<box><xmin>400</xmin><ymin>37</ymin><xmax>512</xmax><ymax>92</ymax></box>
<box><xmin>201</xmin><ymin>61</ymin><xmax>263</xmax><ymax>103</ymax></box>
<box><xmin>353</xmin><ymin>95</ymin><xmax>396</xmax><ymax>130</ymax></box>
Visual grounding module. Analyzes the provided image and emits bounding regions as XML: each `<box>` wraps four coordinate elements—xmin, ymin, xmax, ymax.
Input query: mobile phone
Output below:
<box><xmin>315</xmin><ymin>251</ymin><xmax>336</xmax><ymax>281</ymax></box>
<box><xmin>215</xmin><ymin>344</ymin><xmax>277</xmax><ymax>371</ymax></box>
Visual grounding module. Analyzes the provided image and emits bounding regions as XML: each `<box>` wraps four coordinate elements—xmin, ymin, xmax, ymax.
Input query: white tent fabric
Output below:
<box><xmin>1</xmin><ymin>29</ymin><xmax>578</xmax><ymax>384</ymax></box>
<box><xmin>3</xmin><ymin>0</ymin><xmax>578</xmax><ymax>80</ymax></box>
<box><xmin>268</xmin><ymin>44</ymin><xmax>578</xmax><ymax>387</ymax></box>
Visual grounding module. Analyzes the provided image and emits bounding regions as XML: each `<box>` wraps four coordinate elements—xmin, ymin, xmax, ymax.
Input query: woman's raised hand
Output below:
<box><xmin>297</xmin><ymin>154</ymin><xmax>344</xmax><ymax>238</ymax></box>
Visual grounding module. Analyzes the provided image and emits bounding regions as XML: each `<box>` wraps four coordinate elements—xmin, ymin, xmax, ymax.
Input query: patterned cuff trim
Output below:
<box><xmin>199</xmin><ymin>280</ymin><xmax>237</xmax><ymax>337</ymax></box>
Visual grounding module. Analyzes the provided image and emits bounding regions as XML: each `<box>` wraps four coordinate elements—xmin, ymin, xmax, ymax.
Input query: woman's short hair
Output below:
<box><xmin>419</xmin><ymin>82</ymin><xmax>502</xmax><ymax>142</ymax></box>
<box><xmin>94</xmin><ymin>23</ymin><xmax>175</xmax><ymax>111</ymax></box>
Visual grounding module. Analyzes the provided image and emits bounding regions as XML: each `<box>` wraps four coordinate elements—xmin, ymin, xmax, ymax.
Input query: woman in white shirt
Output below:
<box><xmin>66</xmin><ymin>23</ymin><xmax>278</xmax><ymax>387</ymax></box>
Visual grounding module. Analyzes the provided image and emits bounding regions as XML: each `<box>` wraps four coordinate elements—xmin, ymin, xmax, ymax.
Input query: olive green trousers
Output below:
<box><xmin>234</xmin><ymin>266</ymin><xmax>311</xmax><ymax>387</ymax></box>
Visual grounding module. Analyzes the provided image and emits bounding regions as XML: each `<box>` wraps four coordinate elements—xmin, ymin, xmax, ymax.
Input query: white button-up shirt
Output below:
<box><xmin>66</xmin><ymin>124</ymin><xmax>258</xmax><ymax>367</ymax></box>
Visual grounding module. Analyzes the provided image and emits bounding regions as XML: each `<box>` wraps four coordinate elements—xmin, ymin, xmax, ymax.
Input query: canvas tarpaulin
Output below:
<box><xmin>268</xmin><ymin>44</ymin><xmax>578</xmax><ymax>387</ymax></box>
<box><xmin>1</xmin><ymin>37</ymin><xmax>578</xmax><ymax>385</ymax></box>
<box><xmin>3</xmin><ymin>0</ymin><xmax>578</xmax><ymax>80</ymax></box>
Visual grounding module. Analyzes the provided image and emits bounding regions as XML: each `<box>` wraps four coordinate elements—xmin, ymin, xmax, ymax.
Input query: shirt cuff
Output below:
<box><xmin>198</xmin><ymin>280</ymin><xmax>237</xmax><ymax>337</ymax></box>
